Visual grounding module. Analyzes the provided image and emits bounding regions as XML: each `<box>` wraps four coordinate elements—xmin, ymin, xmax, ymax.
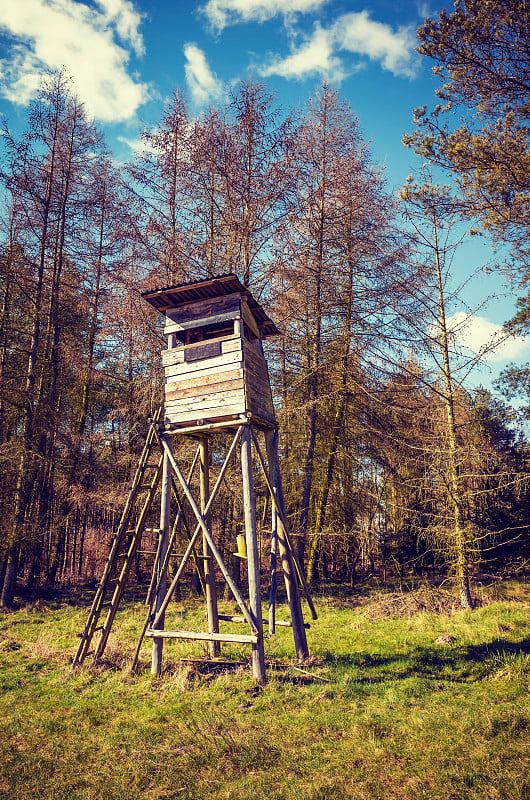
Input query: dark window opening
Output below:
<box><xmin>174</xmin><ymin>319</ymin><xmax>235</xmax><ymax>346</ymax></box>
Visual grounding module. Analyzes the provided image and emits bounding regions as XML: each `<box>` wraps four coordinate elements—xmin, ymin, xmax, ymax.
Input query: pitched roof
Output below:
<box><xmin>142</xmin><ymin>273</ymin><xmax>280</xmax><ymax>337</ymax></box>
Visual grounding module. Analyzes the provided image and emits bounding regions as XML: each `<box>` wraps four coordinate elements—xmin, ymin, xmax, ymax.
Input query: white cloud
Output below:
<box><xmin>0</xmin><ymin>0</ymin><xmax>148</xmax><ymax>122</ymax></box>
<box><xmin>184</xmin><ymin>43</ymin><xmax>224</xmax><ymax>106</ymax></box>
<box><xmin>337</xmin><ymin>12</ymin><xmax>417</xmax><ymax>79</ymax></box>
<box><xmin>417</xmin><ymin>2</ymin><xmax>435</xmax><ymax>19</ymax></box>
<box><xmin>95</xmin><ymin>0</ymin><xmax>145</xmax><ymax>56</ymax></box>
<box><xmin>446</xmin><ymin>312</ymin><xmax>530</xmax><ymax>363</ymax></box>
<box><xmin>201</xmin><ymin>0</ymin><xmax>328</xmax><ymax>32</ymax></box>
<box><xmin>261</xmin><ymin>23</ymin><xmax>346</xmax><ymax>82</ymax></box>
<box><xmin>259</xmin><ymin>11</ymin><xmax>417</xmax><ymax>82</ymax></box>
<box><xmin>117</xmin><ymin>134</ymin><xmax>154</xmax><ymax>154</ymax></box>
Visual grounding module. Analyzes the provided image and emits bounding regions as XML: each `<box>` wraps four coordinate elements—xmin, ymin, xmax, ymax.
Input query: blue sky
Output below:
<box><xmin>0</xmin><ymin>0</ymin><xmax>528</xmax><ymax>394</ymax></box>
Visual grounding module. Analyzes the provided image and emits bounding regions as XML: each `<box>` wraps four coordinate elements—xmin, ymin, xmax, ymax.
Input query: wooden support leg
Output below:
<box><xmin>200</xmin><ymin>435</ymin><xmax>219</xmax><ymax>657</ymax></box>
<box><xmin>269</xmin><ymin>484</ymin><xmax>277</xmax><ymax>635</ymax></box>
<box><xmin>241</xmin><ymin>426</ymin><xmax>266</xmax><ymax>684</ymax></box>
<box><xmin>264</xmin><ymin>429</ymin><xmax>309</xmax><ymax>661</ymax></box>
<box><xmin>251</xmin><ymin>428</ymin><xmax>317</xmax><ymax>621</ymax></box>
<box><xmin>151</xmin><ymin>444</ymin><xmax>172</xmax><ymax>676</ymax></box>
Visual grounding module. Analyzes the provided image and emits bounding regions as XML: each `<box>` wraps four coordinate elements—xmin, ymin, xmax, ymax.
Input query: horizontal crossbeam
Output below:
<box><xmin>217</xmin><ymin>613</ymin><xmax>310</xmax><ymax>629</ymax></box>
<box><xmin>146</xmin><ymin>628</ymin><xmax>258</xmax><ymax>645</ymax></box>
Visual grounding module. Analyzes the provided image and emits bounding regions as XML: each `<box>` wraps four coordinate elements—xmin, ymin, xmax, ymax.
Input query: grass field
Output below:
<box><xmin>0</xmin><ymin>580</ymin><xmax>529</xmax><ymax>799</ymax></box>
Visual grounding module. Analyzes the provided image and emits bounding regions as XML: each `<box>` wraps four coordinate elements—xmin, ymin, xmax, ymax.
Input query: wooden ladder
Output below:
<box><xmin>72</xmin><ymin>410</ymin><xmax>163</xmax><ymax>668</ymax></box>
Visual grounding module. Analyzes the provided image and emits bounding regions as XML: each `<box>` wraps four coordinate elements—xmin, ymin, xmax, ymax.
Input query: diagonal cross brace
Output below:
<box><xmin>151</xmin><ymin>425</ymin><xmax>259</xmax><ymax>636</ymax></box>
<box><xmin>250</xmin><ymin>426</ymin><xmax>318</xmax><ymax>621</ymax></box>
<box><xmin>131</xmin><ymin>447</ymin><xmax>204</xmax><ymax>671</ymax></box>
<box><xmin>146</xmin><ymin>445</ymin><xmax>203</xmax><ymax>608</ymax></box>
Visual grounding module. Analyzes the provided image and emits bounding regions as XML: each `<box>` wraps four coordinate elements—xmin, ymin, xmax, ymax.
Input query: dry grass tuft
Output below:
<box><xmin>365</xmin><ymin>586</ymin><xmax>458</xmax><ymax>618</ymax></box>
<box><xmin>172</xmin><ymin>664</ymin><xmax>198</xmax><ymax>690</ymax></box>
<box><xmin>30</xmin><ymin>637</ymin><xmax>56</xmax><ymax>659</ymax></box>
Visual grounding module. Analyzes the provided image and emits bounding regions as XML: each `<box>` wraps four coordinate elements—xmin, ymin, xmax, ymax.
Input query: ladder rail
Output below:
<box><xmin>94</xmin><ymin>456</ymin><xmax>163</xmax><ymax>660</ymax></box>
<box><xmin>72</xmin><ymin>410</ymin><xmax>162</xmax><ymax>668</ymax></box>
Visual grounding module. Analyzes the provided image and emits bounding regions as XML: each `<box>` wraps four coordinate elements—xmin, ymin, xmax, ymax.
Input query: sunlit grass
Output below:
<box><xmin>0</xmin><ymin>579</ymin><xmax>529</xmax><ymax>799</ymax></box>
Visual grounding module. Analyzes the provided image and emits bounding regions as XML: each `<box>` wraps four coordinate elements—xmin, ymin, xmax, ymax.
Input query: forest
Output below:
<box><xmin>1</xmin><ymin>0</ymin><xmax>530</xmax><ymax>615</ymax></box>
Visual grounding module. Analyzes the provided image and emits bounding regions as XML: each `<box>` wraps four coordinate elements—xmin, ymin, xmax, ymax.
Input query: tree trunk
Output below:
<box><xmin>6</xmin><ymin>102</ymin><xmax>60</xmax><ymax>605</ymax></box>
<box><xmin>306</xmin><ymin>219</ymin><xmax>355</xmax><ymax>585</ymax></box>
<box><xmin>0</xmin><ymin>545</ymin><xmax>20</xmax><ymax>608</ymax></box>
<box><xmin>432</xmin><ymin>202</ymin><xmax>473</xmax><ymax>609</ymax></box>
<box><xmin>306</xmin><ymin>395</ymin><xmax>343</xmax><ymax>584</ymax></box>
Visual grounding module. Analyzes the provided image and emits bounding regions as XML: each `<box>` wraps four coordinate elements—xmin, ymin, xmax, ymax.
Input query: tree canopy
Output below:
<box><xmin>0</xmin><ymin>68</ymin><xmax>528</xmax><ymax>610</ymax></box>
<box><xmin>404</xmin><ymin>0</ymin><xmax>530</xmax><ymax>254</ymax></box>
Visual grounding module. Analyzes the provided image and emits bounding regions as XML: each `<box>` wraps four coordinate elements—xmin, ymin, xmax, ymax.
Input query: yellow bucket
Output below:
<box><xmin>234</xmin><ymin>533</ymin><xmax>247</xmax><ymax>559</ymax></box>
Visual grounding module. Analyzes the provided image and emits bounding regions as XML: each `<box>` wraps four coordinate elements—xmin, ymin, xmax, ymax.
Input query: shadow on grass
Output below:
<box><xmin>319</xmin><ymin>637</ymin><xmax>530</xmax><ymax>688</ymax></box>
<box><xmin>16</xmin><ymin>582</ymin><xmax>151</xmax><ymax>609</ymax></box>
<box><xmin>465</xmin><ymin>637</ymin><xmax>530</xmax><ymax>661</ymax></box>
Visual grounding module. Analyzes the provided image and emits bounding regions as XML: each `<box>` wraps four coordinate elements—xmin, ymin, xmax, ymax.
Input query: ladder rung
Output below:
<box><xmin>127</xmin><ymin>529</ymin><xmax>159</xmax><ymax>535</ymax></box>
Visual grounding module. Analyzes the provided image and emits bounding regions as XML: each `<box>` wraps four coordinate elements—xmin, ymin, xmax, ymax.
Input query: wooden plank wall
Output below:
<box><xmin>162</xmin><ymin>316</ymin><xmax>276</xmax><ymax>427</ymax></box>
<box><xmin>163</xmin><ymin>334</ymin><xmax>247</xmax><ymax>425</ymax></box>
<box><xmin>243</xmin><ymin>341</ymin><xmax>275</xmax><ymax>425</ymax></box>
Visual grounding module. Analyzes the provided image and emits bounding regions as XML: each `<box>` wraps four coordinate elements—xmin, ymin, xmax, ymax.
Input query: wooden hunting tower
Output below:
<box><xmin>74</xmin><ymin>274</ymin><xmax>315</xmax><ymax>684</ymax></box>
<box><xmin>143</xmin><ymin>273</ymin><xmax>279</xmax><ymax>430</ymax></box>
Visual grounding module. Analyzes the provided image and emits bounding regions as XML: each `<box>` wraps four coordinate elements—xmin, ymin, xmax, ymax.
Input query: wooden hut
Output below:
<box><xmin>142</xmin><ymin>274</ymin><xmax>279</xmax><ymax>430</ymax></box>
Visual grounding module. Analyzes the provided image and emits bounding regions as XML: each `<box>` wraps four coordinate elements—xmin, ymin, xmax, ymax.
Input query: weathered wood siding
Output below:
<box><xmin>162</xmin><ymin>308</ymin><xmax>276</xmax><ymax>429</ymax></box>
<box><xmin>243</xmin><ymin>341</ymin><xmax>275</xmax><ymax>423</ymax></box>
<box><xmin>163</xmin><ymin>334</ymin><xmax>246</xmax><ymax>426</ymax></box>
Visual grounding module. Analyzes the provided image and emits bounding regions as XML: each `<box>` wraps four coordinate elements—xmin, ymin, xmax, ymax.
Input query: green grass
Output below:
<box><xmin>0</xmin><ymin>581</ymin><xmax>529</xmax><ymax>799</ymax></box>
